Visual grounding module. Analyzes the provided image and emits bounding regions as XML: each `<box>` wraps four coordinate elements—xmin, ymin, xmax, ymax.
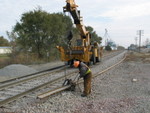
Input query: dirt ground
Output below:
<box><xmin>73</xmin><ymin>51</ymin><xmax>150</xmax><ymax>113</ymax></box>
<box><xmin>1</xmin><ymin>51</ymin><xmax>150</xmax><ymax>113</ymax></box>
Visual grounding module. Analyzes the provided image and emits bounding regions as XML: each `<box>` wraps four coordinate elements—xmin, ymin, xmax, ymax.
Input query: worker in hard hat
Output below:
<box><xmin>73</xmin><ymin>61</ymin><xmax>92</xmax><ymax>97</ymax></box>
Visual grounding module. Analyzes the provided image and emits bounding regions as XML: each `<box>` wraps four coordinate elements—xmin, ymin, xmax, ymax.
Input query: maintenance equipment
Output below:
<box><xmin>57</xmin><ymin>0</ymin><xmax>103</xmax><ymax>66</ymax></box>
<box><xmin>62</xmin><ymin>73</ymin><xmax>80</xmax><ymax>91</ymax></box>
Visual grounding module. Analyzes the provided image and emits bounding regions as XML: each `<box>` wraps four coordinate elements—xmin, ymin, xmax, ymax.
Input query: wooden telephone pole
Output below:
<box><xmin>137</xmin><ymin>30</ymin><xmax>144</xmax><ymax>52</ymax></box>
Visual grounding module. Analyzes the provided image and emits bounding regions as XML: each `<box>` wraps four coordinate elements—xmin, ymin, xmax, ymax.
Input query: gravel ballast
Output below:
<box><xmin>1</xmin><ymin>51</ymin><xmax>150</xmax><ymax>113</ymax></box>
<box><xmin>0</xmin><ymin>64</ymin><xmax>38</xmax><ymax>82</ymax></box>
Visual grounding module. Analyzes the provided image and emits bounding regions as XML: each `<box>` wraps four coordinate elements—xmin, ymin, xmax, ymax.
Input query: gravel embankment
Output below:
<box><xmin>1</xmin><ymin>51</ymin><xmax>150</xmax><ymax>113</ymax></box>
<box><xmin>0</xmin><ymin>61</ymin><xmax>64</xmax><ymax>82</ymax></box>
<box><xmin>0</xmin><ymin>64</ymin><xmax>38</xmax><ymax>82</ymax></box>
<box><xmin>28</xmin><ymin>61</ymin><xmax>64</xmax><ymax>71</ymax></box>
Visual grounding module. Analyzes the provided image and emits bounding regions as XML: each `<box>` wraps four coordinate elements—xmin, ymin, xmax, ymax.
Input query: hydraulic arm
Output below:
<box><xmin>63</xmin><ymin>0</ymin><xmax>90</xmax><ymax>47</ymax></box>
<box><xmin>56</xmin><ymin>0</ymin><xmax>102</xmax><ymax>65</ymax></box>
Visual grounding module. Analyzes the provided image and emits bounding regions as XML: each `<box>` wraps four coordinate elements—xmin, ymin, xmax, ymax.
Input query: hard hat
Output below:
<box><xmin>73</xmin><ymin>61</ymin><xmax>80</xmax><ymax>67</ymax></box>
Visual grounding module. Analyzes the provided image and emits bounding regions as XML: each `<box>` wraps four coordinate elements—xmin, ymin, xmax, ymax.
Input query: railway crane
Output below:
<box><xmin>57</xmin><ymin>0</ymin><xmax>103</xmax><ymax>66</ymax></box>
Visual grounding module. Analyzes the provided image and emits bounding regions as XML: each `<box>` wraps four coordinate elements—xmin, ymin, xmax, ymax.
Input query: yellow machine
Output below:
<box><xmin>57</xmin><ymin>0</ymin><xmax>103</xmax><ymax>65</ymax></box>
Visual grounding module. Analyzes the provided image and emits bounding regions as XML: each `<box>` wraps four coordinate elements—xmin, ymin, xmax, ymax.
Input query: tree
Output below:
<box><xmin>117</xmin><ymin>46</ymin><xmax>125</xmax><ymax>50</ymax></box>
<box><xmin>7</xmin><ymin>31</ymin><xmax>18</xmax><ymax>52</ymax></box>
<box><xmin>105</xmin><ymin>45</ymin><xmax>112</xmax><ymax>51</ymax></box>
<box><xmin>86</xmin><ymin>26</ymin><xmax>102</xmax><ymax>44</ymax></box>
<box><xmin>12</xmin><ymin>8</ymin><xmax>73</xmax><ymax>58</ymax></box>
<box><xmin>0</xmin><ymin>36</ymin><xmax>9</xmax><ymax>46</ymax></box>
<box><xmin>67</xmin><ymin>26</ymin><xmax>102</xmax><ymax>47</ymax></box>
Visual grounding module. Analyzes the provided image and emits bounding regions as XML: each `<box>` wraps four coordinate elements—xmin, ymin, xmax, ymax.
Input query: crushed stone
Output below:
<box><xmin>0</xmin><ymin>64</ymin><xmax>38</xmax><ymax>78</ymax></box>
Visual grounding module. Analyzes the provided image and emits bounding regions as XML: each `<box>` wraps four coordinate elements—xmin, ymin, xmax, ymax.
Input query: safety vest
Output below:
<box><xmin>86</xmin><ymin>68</ymin><xmax>91</xmax><ymax>75</ymax></box>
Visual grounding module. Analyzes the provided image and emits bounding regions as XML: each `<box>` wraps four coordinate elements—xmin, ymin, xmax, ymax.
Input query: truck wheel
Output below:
<box><xmin>96</xmin><ymin>57</ymin><xmax>100</xmax><ymax>62</ymax></box>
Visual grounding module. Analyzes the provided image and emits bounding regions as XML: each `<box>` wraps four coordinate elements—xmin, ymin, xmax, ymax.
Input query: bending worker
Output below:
<box><xmin>73</xmin><ymin>61</ymin><xmax>92</xmax><ymax>97</ymax></box>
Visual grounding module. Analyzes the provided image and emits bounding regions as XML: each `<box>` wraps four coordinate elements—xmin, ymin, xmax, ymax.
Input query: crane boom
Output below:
<box><xmin>56</xmin><ymin>0</ymin><xmax>103</xmax><ymax>66</ymax></box>
<box><xmin>63</xmin><ymin>0</ymin><xmax>90</xmax><ymax>44</ymax></box>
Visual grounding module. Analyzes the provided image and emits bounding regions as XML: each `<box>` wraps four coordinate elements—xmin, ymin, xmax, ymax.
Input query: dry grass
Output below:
<box><xmin>125</xmin><ymin>52</ymin><xmax>150</xmax><ymax>63</ymax></box>
<box><xmin>0</xmin><ymin>53</ymin><xmax>40</xmax><ymax>69</ymax></box>
<box><xmin>0</xmin><ymin>54</ymin><xmax>11</xmax><ymax>68</ymax></box>
<box><xmin>0</xmin><ymin>52</ymin><xmax>60</xmax><ymax>69</ymax></box>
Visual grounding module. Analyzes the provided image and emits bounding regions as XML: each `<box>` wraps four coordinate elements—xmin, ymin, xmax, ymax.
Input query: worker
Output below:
<box><xmin>73</xmin><ymin>61</ymin><xmax>92</xmax><ymax>97</ymax></box>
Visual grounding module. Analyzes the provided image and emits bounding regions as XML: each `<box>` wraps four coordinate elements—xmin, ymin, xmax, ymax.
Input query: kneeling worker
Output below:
<box><xmin>73</xmin><ymin>61</ymin><xmax>92</xmax><ymax>97</ymax></box>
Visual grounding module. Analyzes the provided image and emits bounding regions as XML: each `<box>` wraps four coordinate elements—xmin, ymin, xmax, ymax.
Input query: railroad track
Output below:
<box><xmin>37</xmin><ymin>51</ymin><xmax>127</xmax><ymax>98</ymax></box>
<box><xmin>0</xmin><ymin>65</ymin><xmax>77</xmax><ymax>107</ymax></box>
<box><xmin>0</xmin><ymin>64</ymin><xmax>66</xmax><ymax>85</ymax></box>
<box><xmin>0</xmin><ymin>50</ymin><xmax>119</xmax><ymax>85</ymax></box>
<box><xmin>0</xmin><ymin>50</ymin><xmax>125</xmax><ymax>107</ymax></box>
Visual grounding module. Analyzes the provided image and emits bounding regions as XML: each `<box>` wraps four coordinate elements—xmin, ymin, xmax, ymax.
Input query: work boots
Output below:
<box><xmin>81</xmin><ymin>93</ymin><xmax>87</xmax><ymax>97</ymax></box>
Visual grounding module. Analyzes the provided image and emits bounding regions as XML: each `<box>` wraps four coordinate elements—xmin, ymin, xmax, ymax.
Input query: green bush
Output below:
<box><xmin>105</xmin><ymin>45</ymin><xmax>112</xmax><ymax>51</ymax></box>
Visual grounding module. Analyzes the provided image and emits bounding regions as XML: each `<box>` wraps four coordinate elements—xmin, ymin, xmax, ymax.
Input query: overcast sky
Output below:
<box><xmin>0</xmin><ymin>0</ymin><xmax>150</xmax><ymax>48</ymax></box>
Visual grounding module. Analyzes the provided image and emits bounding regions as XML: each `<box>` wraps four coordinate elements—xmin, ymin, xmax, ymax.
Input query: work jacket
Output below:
<box><xmin>78</xmin><ymin>62</ymin><xmax>91</xmax><ymax>77</ymax></box>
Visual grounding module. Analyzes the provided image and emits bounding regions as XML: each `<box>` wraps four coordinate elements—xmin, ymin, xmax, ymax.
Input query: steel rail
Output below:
<box><xmin>0</xmin><ymin>65</ymin><xmax>68</xmax><ymax>90</ymax></box>
<box><xmin>0</xmin><ymin>50</ymin><xmax>121</xmax><ymax>85</ymax></box>
<box><xmin>0</xmin><ymin>51</ymin><xmax>119</xmax><ymax>90</ymax></box>
<box><xmin>0</xmin><ymin>50</ymin><xmax>121</xmax><ymax>87</ymax></box>
<box><xmin>0</xmin><ymin>65</ymin><xmax>66</xmax><ymax>84</ymax></box>
<box><xmin>37</xmin><ymin>54</ymin><xmax>126</xmax><ymax>99</ymax></box>
<box><xmin>0</xmin><ymin>71</ymin><xmax>77</xmax><ymax>107</ymax></box>
<box><xmin>0</xmin><ymin>50</ymin><xmax>124</xmax><ymax>107</ymax></box>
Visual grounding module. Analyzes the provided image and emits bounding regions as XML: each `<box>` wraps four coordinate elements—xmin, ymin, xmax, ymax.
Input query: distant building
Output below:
<box><xmin>146</xmin><ymin>44</ymin><xmax>150</xmax><ymax>48</ymax></box>
<box><xmin>128</xmin><ymin>44</ymin><xmax>137</xmax><ymax>50</ymax></box>
<box><xmin>0</xmin><ymin>47</ymin><xmax>12</xmax><ymax>54</ymax></box>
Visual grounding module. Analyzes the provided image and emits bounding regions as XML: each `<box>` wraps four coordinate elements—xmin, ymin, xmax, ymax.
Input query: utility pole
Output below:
<box><xmin>137</xmin><ymin>30</ymin><xmax>144</xmax><ymax>52</ymax></box>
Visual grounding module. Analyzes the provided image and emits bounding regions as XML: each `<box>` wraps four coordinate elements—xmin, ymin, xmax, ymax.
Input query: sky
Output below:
<box><xmin>0</xmin><ymin>0</ymin><xmax>150</xmax><ymax>48</ymax></box>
